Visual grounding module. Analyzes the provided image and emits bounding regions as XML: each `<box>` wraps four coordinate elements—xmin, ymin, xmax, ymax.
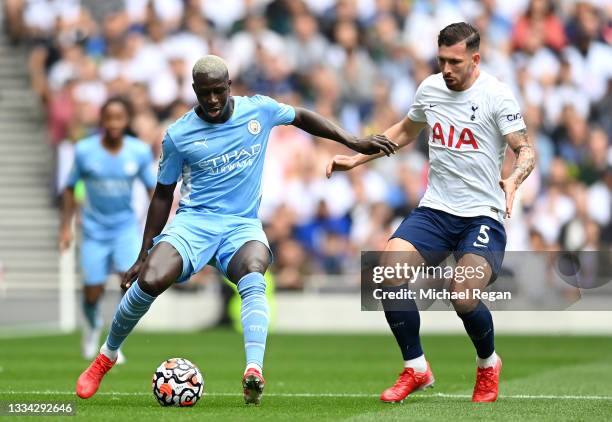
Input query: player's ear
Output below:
<box><xmin>472</xmin><ymin>51</ymin><xmax>481</xmax><ymax>66</ymax></box>
<box><xmin>228</xmin><ymin>79</ymin><xmax>232</xmax><ymax>88</ymax></box>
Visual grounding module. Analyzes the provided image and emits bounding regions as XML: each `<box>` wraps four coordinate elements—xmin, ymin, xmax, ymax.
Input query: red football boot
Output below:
<box><xmin>380</xmin><ymin>363</ymin><xmax>435</xmax><ymax>403</ymax></box>
<box><xmin>76</xmin><ymin>353</ymin><xmax>116</xmax><ymax>399</ymax></box>
<box><xmin>242</xmin><ymin>368</ymin><xmax>265</xmax><ymax>405</ymax></box>
<box><xmin>472</xmin><ymin>355</ymin><xmax>502</xmax><ymax>402</ymax></box>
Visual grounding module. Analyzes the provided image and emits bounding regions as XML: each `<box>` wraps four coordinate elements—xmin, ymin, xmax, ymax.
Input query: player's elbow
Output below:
<box><xmin>153</xmin><ymin>183</ymin><xmax>176</xmax><ymax>201</ymax></box>
<box><xmin>291</xmin><ymin>107</ymin><xmax>307</xmax><ymax>127</ymax></box>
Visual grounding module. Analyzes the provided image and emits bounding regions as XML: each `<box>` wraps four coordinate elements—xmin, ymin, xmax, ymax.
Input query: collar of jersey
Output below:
<box><xmin>193</xmin><ymin>96</ymin><xmax>240</xmax><ymax>126</ymax></box>
<box><xmin>444</xmin><ymin>71</ymin><xmax>484</xmax><ymax>96</ymax></box>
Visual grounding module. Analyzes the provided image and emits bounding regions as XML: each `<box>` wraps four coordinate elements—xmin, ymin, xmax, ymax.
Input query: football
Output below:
<box><xmin>152</xmin><ymin>358</ymin><xmax>204</xmax><ymax>407</ymax></box>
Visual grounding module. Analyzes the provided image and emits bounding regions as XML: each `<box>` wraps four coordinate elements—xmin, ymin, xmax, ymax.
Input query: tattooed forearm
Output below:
<box><xmin>505</xmin><ymin>128</ymin><xmax>535</xmax><ymax>186</ymax></box>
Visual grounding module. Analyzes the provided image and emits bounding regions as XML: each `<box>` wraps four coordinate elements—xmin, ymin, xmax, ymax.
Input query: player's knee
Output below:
<box><xmin>381</xmin><ymin>277</ymin><xmax>405</xmax><ymax>287</ymax></box>
<box><xmin>227</xmin><ymin>241</ymin><xmax>271</xmax><ymax>282</ymax></box>
<box><xmin>83</xmin><ymin>285</ymin><xmax>104</xmax><ymax>304</ymax></box>
<box><xmin>137</xmin><ymin>274</ymin><xmax>162</xmax><ymax>296</ymax></box>
<box><xmin>138</xmin><ymin>262</ymin><xmax>172</xmax><ymax>296</ymax></box>
<box><xmin>452</xmin><ymin>297</ymin><xmax>479</xmax><ymax>314</ymax></box>
<box><xmin>233</xmin><ymin>258</ymin><xmax>269</xmax><ymax>282</ymax></box>
<box><xmin>246</xmin><ymin>259</ymin><xmax>268</xmax><ymax>275</ymax></box>
<box><xmin>83</xmin><ymin>294</ymin><xmax>101</xmax><ymax>306</ymax></box>
<box><xmin>378</xmin><ymin>255</ymin><xmax>409</xmax><ymax>286</ymax></box>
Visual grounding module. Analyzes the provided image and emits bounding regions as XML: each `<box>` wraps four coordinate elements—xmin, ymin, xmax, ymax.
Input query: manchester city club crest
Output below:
<box><xmin>247</xmin><ymin>119</ymin><xmax>261</xmax><ymax>135</ymax></box>
<box><xmin>124</xmin><ymin>161</ymin><xmax>138</xmax><ymax>176</ymax></box>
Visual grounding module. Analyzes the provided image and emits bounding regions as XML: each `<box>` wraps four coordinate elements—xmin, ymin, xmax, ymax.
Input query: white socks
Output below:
<box><xmin>245</xmin><ymin>363</ymin><xmax>262</xmax><ymax>374</ymax></box>
<box><xmin>404</xmin><ymin>355</ymin><xmax>427</xmax><ymax>373</ymax></box>
<box><xmin>100</xmin><ymin>342</ymin><xmax>118</xmax><ymax>361</ymax></box>
<box><xmin>403</xmin><ymin>352</ymin><xmax>497</xmax><ymax>372</ymax></box>
<box><xmin>477</xmin><ymin>351</ymin><xmax>498</xmax><ymax>368</ymax></box>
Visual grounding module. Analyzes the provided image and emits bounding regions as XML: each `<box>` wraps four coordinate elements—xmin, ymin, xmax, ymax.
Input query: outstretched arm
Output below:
<box><xmin>499</xmin><ymin>128</ymin><xmax>536</xmax><ymax>218</ymax></box>
<box><xmin>291</xmin><ymin>107</ymin><xmax>398</xmax><ymax>156</ymax></box>
<box><xmin>326</xmin><ymin>116</ymin><xmax>426</xmax><ymax>177</ymax></box>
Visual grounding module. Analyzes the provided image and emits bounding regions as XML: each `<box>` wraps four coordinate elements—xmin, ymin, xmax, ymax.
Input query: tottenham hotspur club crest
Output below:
<box><xmin>248</xmin><ymin>119</ymin><xmax>261</xmax><ymax>135</ymax></box>
<box><xmin>470</xmin><ymin>103</ymin><xmax>478</xmax><ymax>121</ymax></box>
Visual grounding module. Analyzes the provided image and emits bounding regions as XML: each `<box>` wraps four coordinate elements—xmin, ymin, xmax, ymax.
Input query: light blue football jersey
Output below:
<box><xmin>67</xmin><ymin>135</ymin><xmax>156</xmax><ymax>240</ymax></box>
<box><xmin>158</xmin><ymin>95</ymin><xmax>295</xmax><ymax>218</ymax></box>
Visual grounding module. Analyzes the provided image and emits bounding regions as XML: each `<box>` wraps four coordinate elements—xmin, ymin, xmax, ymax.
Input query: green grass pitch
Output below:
<box><xmin>1</xmin><ymin>330</ymin><xmax>611</xmax><ymax>421</ymax></box>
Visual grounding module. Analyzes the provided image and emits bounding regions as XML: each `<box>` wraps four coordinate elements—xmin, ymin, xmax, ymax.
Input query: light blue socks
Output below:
<box><xmin>103</xmin><ymin>281</ymin><xmax>156</xmax><ymax>353</ymax></box>
<box><xmin>238</xmin><ymin>273</ymin><xmax>270</xmax><ymax>371</ymax></box>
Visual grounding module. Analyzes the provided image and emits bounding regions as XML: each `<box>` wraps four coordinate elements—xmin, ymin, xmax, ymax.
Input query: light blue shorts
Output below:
<box><xmin>152</xmin><ymin>210</ymin><xmax>270</xmax><ymax>283</ymax></box>
<box><xmin>81</xmin><ymin>225</ymin><xmax>141</xmax><ymax>285</ymax></box>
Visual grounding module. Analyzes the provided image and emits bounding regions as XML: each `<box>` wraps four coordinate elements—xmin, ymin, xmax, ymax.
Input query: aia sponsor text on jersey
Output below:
<box><xmin>431</xmin><ymin>122</ymin><xmax>479</xmax><ymax>150</ymax></box>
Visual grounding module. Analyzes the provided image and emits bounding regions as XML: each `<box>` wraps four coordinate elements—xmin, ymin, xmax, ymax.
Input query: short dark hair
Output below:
<box><xmin>101</xmin><ymin>96</ymin><xmax>133</xmax><ymax>119</ymax></box>
<box><xmin>438</xmin><ymin>22</ymin><xmax>480</xmax><ymax>51</ymax></box>
<box><xmin>100</xmin><ymin>96</ymin><xmax>136</xmax><ymax>136</ymax></box>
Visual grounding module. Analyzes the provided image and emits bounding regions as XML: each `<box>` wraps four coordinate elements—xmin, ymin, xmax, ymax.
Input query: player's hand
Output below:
<box><xmin>326</xmin><ymin>155</ymin><xmax>357</xmax><ymax>178</ymax></box>
<box><xmin>347</xmin><ymin>134</ymin><xmax>398</xmax><ymax>156</ymax></box>
<box><xmin>59</xmin><ymin>227</ymin><xmax>73</xmax><ymax>251</ymax></box>
<box><xmin>122</xmin><ymin>256</ymin><xmax>146</xmax><ymax>291</ymax></box>
<box><xmin>499</xmin><ymin>177</ymin><xmax>518</xmax><ymax>218</ymax></box>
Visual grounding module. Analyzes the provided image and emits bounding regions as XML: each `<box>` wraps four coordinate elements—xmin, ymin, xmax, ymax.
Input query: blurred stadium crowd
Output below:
<box><xmin>3</xmin><ymin>0</ymin><xmax>611</xmax><ymax>289</ymax></box>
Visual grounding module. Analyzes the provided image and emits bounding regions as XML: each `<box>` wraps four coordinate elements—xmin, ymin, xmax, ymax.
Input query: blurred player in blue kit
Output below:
<box><xmin>76</xmin><ymin>55</ymin><xmax>398</xmax><ymax>404</ymax></box>
<box><xmin>60</xmin><ymin>97</ymin><xmax>156</xmax><ymax>363</ymax></box>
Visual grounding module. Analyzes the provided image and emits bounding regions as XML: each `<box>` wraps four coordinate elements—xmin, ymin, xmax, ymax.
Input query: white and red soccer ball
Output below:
<box><xmin>152</xmin><ymin>358</ymin><xmax>204</xmax><ymax>407</ymax></box>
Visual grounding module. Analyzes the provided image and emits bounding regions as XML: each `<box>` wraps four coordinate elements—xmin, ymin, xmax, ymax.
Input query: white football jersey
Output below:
<box><xmin>407</xmin><ymin>71</ymin><xmax>526</xmax><ymax>222</ymax></box>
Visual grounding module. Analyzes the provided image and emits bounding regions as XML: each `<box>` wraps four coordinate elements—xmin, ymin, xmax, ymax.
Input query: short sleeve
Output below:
<box><xmin>256</xmin><ymin>95</ymin><xmax>296</xmax><ymax>126</ymax></box>
<box><xmin>406</xmin><ymin>81</ymin><xmax>427</xmax><ymax>123</ymax></box>
<box><xmin>157</xmin><ymin>132</ymin><xmax>182</xmax><ymax>185</ymax></box>
<box><xmin>66</xmin><ymin>149</ymin><xmax>81</xmax><ymax>188</ymax></box>
<box><xmin>494</xmin><ymin>87</ymin><xmax>526</xmax><ymax>135</ymax></box>
<box><xmin>138</xmin><ymin>145</ymin><xmax>157</xmax><ymax>189</ymax></box>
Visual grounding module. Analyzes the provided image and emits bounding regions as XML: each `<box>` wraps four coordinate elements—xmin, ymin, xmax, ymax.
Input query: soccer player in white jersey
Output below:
<box><xmin>327</xmin><ymin>22</ymin><xmax>535</xmax><ymax>402</ymax></box>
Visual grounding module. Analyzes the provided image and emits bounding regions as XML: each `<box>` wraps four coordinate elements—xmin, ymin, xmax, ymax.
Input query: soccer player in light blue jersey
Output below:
<box><xmin>60</xmin><ymin>97</ymin><xmax>156</xmax><ymax>363</ymax></box>
<box><xmin>76</xmin><ymin>55</ymin><xmax>397</xmax><ymax>404</ymax></box>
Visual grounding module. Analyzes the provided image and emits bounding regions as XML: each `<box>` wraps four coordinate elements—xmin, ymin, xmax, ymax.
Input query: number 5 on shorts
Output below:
<box><xmin>473</xmin><ymin>225</ymin><xmax>490</xmax><ymax>248</ymax></box>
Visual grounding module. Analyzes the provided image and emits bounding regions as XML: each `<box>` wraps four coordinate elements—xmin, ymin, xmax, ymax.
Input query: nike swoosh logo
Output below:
<box><xmin>429</xmin><ymin>104</ymin><xmax>437</xmax><ymax>108</ymax></box>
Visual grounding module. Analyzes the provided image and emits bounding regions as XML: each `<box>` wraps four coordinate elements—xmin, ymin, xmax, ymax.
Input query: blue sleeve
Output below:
<box><xmin>66</xmin><ymin>148</ymin><xmax>81</xmax><ymax>188</ymax></box>
<box><xmin>157</xmin><ymin>132</ymin><xmax>182</xmax><ymax>185</ymax></box>
<box><xmin>257</xmin><ymin>95</ymin><xmax>296</xmax><ymax>126</ymax></box>
<box><xmin>138</xmin><ymin>145</ymin><xmax>157</xmax><ymax>189</ymax></box>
